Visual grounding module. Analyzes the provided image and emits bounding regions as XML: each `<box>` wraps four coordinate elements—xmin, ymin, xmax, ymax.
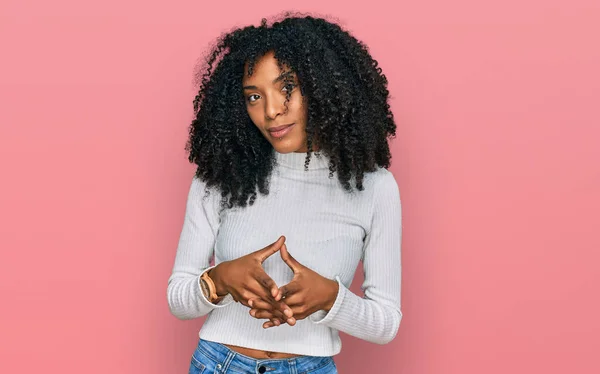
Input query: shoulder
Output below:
<box><xmin>360</xmin><ymin>168</ymin><xmax>401</xmax><ymax>237</ymax></box>
<box><xmin>189</xmin><ymin>175</ymin><xmax>211</xmax><ymax>199</ymax></box>
<box><xmin>361</xmin><ymin>168</ymin><xmax>401</xmax><ymax>224</ymax></box>
<box><xmin>363</xmin><ymin>167</ymin><xmax>400</xmax><ymax>200</ymax></box>
<box><xmin>188</xmin><ymin>174</ymin><xmax>222</xmax><ymax>210</ymax></box>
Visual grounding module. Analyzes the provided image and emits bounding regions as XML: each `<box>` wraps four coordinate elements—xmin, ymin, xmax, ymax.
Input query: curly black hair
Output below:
<box><xmin>186</xmin><ymin>12</ymin><xmax>397</xmax><ymax>209</ymax></box>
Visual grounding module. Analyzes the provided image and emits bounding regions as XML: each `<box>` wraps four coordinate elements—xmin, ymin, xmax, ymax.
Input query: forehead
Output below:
<box><xmin>242</xmin><ymin>52</ymin><xmax>293</xmax><ymax>83</ymax></box>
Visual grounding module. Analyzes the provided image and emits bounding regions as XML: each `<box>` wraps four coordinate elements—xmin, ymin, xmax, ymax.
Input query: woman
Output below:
<box><xmin>167</xmin><ymin>13</ymin><xmax>402</xmax><ymax>374</ymax></box>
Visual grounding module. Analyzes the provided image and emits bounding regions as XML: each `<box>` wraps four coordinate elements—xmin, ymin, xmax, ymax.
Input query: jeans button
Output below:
<box><xmin>258</xmin><ymin>365</ymin><xmax>266</xmax><ymax>373</ymax></box>
<box><xmin>216</xmin><ymin>364</ymin><xmax>222</xmax><ymax>370</ymax></box>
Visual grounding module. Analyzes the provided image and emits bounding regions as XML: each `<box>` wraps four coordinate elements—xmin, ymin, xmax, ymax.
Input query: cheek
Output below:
<box><xmin>246</xmin><ymin>106</ymin><xmax>263</xmax><ymax>128</ymax></box>
<box><xmin>291</xmin><ymin>94</ymin><xmax>307</xmax><ymax>117</ymax></box>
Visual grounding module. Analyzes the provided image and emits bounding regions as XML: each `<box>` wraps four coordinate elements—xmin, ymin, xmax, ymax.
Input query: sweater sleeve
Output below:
<box><xmin>309</xmin><ymin>171</ymin><xmax>402</xmax><ymax>344</ymax></box>
<box><xmin>167</xmin><ymin>175</ymin><xmax>234</xmax><ymax>320</ymax></box>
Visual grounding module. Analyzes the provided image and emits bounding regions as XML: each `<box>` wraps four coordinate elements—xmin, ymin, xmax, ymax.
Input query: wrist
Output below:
<box><xmin>323</xmin><ymin>279</ymin><xmax>339</xmax><ymax>312</ymax></box>
<box><xmin>207</xmin><ymin>263</ymin><xmax>229</xmax><ymax>296</ymax></box>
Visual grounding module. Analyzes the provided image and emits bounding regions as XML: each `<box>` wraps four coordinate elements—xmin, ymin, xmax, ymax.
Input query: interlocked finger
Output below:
<box><xmin>249</xmin><ymin>298</ymin><xmax>293</xmax><ymax>318</ymax></box>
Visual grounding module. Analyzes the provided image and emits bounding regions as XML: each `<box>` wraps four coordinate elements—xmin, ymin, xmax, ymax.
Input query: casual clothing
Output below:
<box><xmin>189</xmin><ymin>339</ymin><xmax>337</xmax><ymax>374</ymax></box>
<box><xmin>167</xmin><ymin>150</ymin><xmax>402</xmax><ymax>356</ymax></box>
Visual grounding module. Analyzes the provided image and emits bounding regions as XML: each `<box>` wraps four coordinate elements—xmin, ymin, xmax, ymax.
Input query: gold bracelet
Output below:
<box><xmin>200</xmin><ymin>271</ymin><xmax>218</xmax><ymax>303</ymax></box>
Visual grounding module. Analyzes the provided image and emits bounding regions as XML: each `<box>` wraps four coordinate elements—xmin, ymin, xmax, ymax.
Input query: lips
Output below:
<box><xmin>268</xmin><ymin>123</ymin><xmax>294</xmax><ymax>132</ymax></box>
<box><xmin>268</xmin><ymin>123</ymin><xmax>295</xmax><ymax>138</ymax></box>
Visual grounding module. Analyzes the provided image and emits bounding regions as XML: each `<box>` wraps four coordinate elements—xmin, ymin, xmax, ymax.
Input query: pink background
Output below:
<box><xmin>1</xmin><ymin>0</ymin><xmax>599</xmax><ymax>373</ymax></box>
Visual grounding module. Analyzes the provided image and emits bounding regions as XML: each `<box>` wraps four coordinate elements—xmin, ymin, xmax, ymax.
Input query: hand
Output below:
<box><xmin>208</xmin><ymin>236</ymin><xmax>293</xmax><ymax>325</ymax></box>
<box><xmin>250</xmin><ymin>243</ymin><xmax>339</xmax><ymax>329</ymax></box>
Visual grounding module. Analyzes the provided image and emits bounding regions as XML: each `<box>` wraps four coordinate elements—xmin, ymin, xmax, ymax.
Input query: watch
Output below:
<box><xmin>199</xmin><ymin>277</ymin><xmax>211</xmax><ymax>299</ymax></box>
<box><xmin>200</xmin><ymin>271</ymin><xmax>219</xmax><ymax>303</ymax></box>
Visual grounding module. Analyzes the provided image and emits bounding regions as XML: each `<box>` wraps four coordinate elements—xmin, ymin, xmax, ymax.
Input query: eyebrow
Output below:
<box><xmin>242</xmin><ymin>71</ymin><xmax>296</xmax><ymax>90</ymax></box>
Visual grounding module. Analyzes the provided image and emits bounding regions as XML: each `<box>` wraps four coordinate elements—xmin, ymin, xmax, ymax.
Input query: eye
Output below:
<box><xmin>246</xmin><ymin>94</ymin><xmax>260</xmax><ymax>103</ymax></box>
<box><xmin>282</xmin><ymin>83</ymin><xmax>296</xmax><ymax>93</ymax></box>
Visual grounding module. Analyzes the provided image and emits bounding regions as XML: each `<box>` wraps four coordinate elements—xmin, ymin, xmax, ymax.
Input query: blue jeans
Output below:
<box><xmin>189</xmin><ymin>339</ymin><xmax>338</xmax><ymax>374</ymax></box>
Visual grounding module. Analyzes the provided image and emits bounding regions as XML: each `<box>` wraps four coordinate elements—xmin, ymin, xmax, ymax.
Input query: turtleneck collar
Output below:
<box><xmin>274</xmin><ymin>150</ymin><xmax>330</xmax><ymax>170</ymax></box>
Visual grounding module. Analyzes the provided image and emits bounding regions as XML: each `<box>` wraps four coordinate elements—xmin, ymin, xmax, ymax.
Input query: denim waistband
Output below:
<box><xmin>195</xmin><ymin>338</ymin><xmax>335</xmax><ymax>374</ymax></box>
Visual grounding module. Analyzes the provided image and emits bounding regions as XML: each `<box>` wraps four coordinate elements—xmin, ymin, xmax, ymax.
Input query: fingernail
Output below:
<box><xmin>250</xmin><ymin>310</ymin><xmax>256</xmax><ymax>317</ymax></box>
<box><xmin>248</xmin><ymin>300</ymin><xmax>253</xmax><ymax>307</ymax></box>
<box><xmin>274</xmin><ymin>320</ymin><xmax>280</xmax><ymax>326</ymax></box>
<box><xmin>287</xmin><ymin>318</ymin><xmax>295</xmax><ymax>325</ymax></box>
<box><xmin>284</xmin><ymin>309</ymin><xmax>293</xmax><ymax>317</ymax></box>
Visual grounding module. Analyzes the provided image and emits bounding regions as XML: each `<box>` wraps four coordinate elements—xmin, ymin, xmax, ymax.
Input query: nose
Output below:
<box><xmin>265</xmin><ymin>94</ymin><xmax>287</xmax><ymax>121</ymax></box>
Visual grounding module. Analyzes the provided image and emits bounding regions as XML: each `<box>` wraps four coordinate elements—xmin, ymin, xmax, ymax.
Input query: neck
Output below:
<box><xmin>274</xmin><ymin>150</ymin><xmax>329</xmax><ymax>170</ymax></box>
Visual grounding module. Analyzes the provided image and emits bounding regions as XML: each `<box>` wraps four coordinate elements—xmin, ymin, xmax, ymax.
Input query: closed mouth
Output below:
<box><xmin>268</xmin><ymin>123</ymin><xmax>294</xmax><ymax>132</ymax></box>
<box><xmin>267</xmin><ymin>123</ymin><xmax>296</xmax><ymax>139</ymax></box>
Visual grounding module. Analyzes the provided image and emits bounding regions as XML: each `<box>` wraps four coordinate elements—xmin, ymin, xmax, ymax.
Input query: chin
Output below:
<box><xmin>270</xmin><ymin>137</ymin><xmax>307</xmax><ymax>153</ymax></box>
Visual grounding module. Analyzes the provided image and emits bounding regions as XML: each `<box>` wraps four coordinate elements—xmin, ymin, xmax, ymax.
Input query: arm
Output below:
<box><xmin>309</xmin><ymin>171</ymin><xmax>402</xmax><ymax>344</ymax></box>
<box><xmin>166</xmin><ymin>176</ymin><xmax>234</xmax><ymax>320</ymax></box>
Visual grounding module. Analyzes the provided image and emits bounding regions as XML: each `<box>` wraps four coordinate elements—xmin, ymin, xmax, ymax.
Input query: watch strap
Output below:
<box><xmin>200</xmin><ymin>271</ymin><xmax>219</xmax><ymax>303</ymax></box>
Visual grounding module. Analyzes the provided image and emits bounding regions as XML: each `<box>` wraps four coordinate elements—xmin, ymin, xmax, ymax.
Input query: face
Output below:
<box><xmin>242</xmin><ymin>51</ymin><xmax>312</xmax><ymax>153</ymax></box>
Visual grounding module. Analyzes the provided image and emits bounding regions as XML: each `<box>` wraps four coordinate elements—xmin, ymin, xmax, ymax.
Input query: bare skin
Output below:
<box><xmin>204</xmin><ymin>51</ymin><xmax>338</xmax><ymax>359</ymax></box>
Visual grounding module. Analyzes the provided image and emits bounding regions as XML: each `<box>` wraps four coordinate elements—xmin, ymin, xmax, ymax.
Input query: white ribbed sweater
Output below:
<box><xmin>167</xmin><ymin>151</ymin><xmax>402</xmax><ymax>356</ymax></box>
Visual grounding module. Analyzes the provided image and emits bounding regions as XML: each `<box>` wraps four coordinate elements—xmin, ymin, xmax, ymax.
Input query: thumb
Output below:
<box><xmin>256</xmin><ymin>235</ymin><xmax>286</xmax><ymax>263</ymax></box>
<box><xmin>280</xmin><ymin>243</ymin><xmax>302</xmax><ymax>273</ymax></box>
